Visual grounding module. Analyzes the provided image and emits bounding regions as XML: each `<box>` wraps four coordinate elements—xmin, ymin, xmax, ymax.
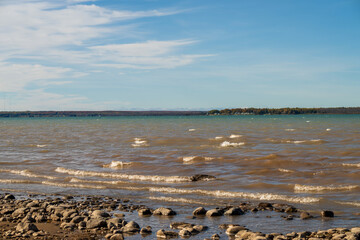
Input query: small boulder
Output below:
<box><xmin>179</xmin><ymin>229</ymin><xmax>192</xmax><ymax>237</ymax></box>
<box><xmin>190</xmin><ymin>174</ymin><xmax>216</xmax><ymax>181</ymax></box>
<box><xmin>140</xmin><ymin>226</ymin><xmax>152</xmax><ymax>235</ymax></box>
<box><xmin>224</xmin><ymin>207</ymin><xmax>244</xmax><ymax>216</ymax></box>
<box><xmin>226</xmin><ymin>226</ymin><xmax>248</xmax><ymax>235</ymax></box>
<box><xmin>300</xmin><ymin>212</ymin><xmax>313</xmax><ymax>220</ymax></box>
<box><xmin>121</xmin><ymin>221</ymin><xmax>140</xmax><ymax>233</ymax></box>
<box><xmin>206</xmin><ymin>209</ymin><xmax>223</xmax><ymax>217</ymax></box>
<box><xmin>16</xmin><ymin>222</ymin><xmax>38</xmax><ymax>232</ymax></box>
<box><xmin>170</xmin><ymin>222</ymin><xmax>194</xmax><ymax>230</ymax></box>
<box><xmin>321</xmin><ymin>210</ymin><xmax>334</xmax><ymax>218</ymax></box>
<box><xmin>138</xmin><ymin>208</ymin><xmax>152</xmax><ymax>216</ymax></box>
<box><xmin>153</xmin><ymin>207</ymin><xmax>176</xmax><ymax>216</ymax></box>
<box><xmin>211</xmin><ymin>233</ymin><xmax>220</xmax><ymax>240</ymax></box>
<box><xmin>110</xmin><ymin>234</ymin><xmax>124</xmax><ymax>240</ymax></box>
<box><xmin>92</xmin><ymin>210</ymin><xmax>110</xmax><ymax>218</ymax></box>
<box><xmin>4</xmin><ymin>194</ymin><xmax>15</xmax><ymax>200</ymax></box>
<box><xmin>156</xmin><ymin>229</ymin><xmax>178</xmax><ymax>239</ymax></box>
<box><xmin>86</xmin><ymin>219</ymin><xmax>107</xmax><ymax>229</ymax></box>
<box><xmin>193</xmin><ymin>207</ymin><xmax>207</xmax><ymax>215</ymax></box>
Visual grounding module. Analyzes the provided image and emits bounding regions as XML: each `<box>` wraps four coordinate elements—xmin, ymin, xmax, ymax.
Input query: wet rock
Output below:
<box><xmin>226</xmin><ymin>226</ymin><xmax>248</xmax><ymax>235</ymax></box>
<box><xmin>92</xmin><ymin>210</ymin><xmax>110</xmax><ymax>218</ymax></box>
<box><xmin>156</xmin><ymin>229</ymin><xmax>178</xmax><ymax>239</ymax></box>
<box><xmin>16</xmin><ymin>222</ymin><xmax>39</xmax><ymax>232</ymax></box>
<box><xmin>12</xmin><ymin>208</ymin><xmax>28</xmax><ymax>218</ymax></box>
<box><xmin>70</xmin><ymin>216</ymin><xmax>85</xmax><ymax>224</ymax></box>
<box><xmin>86</xmin><ymin>218</ymin><xmax>107</xmax><ymax>229</ymax></box>
<box><xmin>193</xmin><ymin>225</ymin><xmax>208</xmax><ymax>232</ymax></box>
<box><xmin>300</xmin><ymin>211</ymin><xmax>313</xmax><ymax>220</ymax></box>
<box><xmin>62</xmin><ymin>209</ymin><xmax>78</xmax><ymax>219</ymax></box>
<box><xmin>235</xmin><ymin>230</ymin><xmax>256</xmax><ymax>239</ymax></box>
<box><xmin>351</xmin><ymin>227</ymin><xmax>360</xmax><ymax>234</ymax></box>
<box><xmin>193</xmin><ymin>207</ymin><xmax>207</xmax><ymax>215</ymax></box>
<box><xmin>107</xmin><ymin>217</ymin><xmax>125</xmax><ymax>229</ymax></box>
<box><xmin>78</xmin><ymin>221</ymin><xmax>86</xmax><ymax>230</ymax></box>
<box><xmin>285</xmin><ymin>206</ymin><xmax>297</xmax><ymax>213</ymax></box>
<box><xmin>190</xmin><ymin>174</ymin><xmax>216</xmax><ymax>181</ymax></box>
<box><xmin>110</xmin><ymin>234</ymin><xmax>124</xmax><ymax>240</ymax></box>
<box><xmin>121</xmin><ymin>221</ymin><xmax>140</xmax><ymax>233</ymax></box>
<box><xmin>60</xmin><ymin>222</ymin><xmax>75</xmax><ymax>230</ymax></box>
<box><xmin>179</xmin><ymin>229</ymin><xmax>192</xmax><ymax>237</ymax></box>
<box><xmin>138</xmin><ymin>207</ymin><xmax>152</xmax><ymax>216</ymax></box>
<box><xmin>224</xmin><ymin>207</ymin><xmax>244</xmax><ymax>216</ymax></box>
<box><xmin>140</xmin><ymin>226</ymin><xmax>152</xmax><ymax>234</ymax></box>
<box><xmin>321</xmin><ymin>210</ymin><xmax>334</xmax><ymax>218</ymax></box>
<box><xmin>153</xmin><ymin>207</ymin><xmax>176</xmax><ymax>216</ymax></box>
<box><xmin>258</xmin><ymin>202</ymin><xmax>273</xmax><ymax>209</ymax></box>
<box><xmin>206</xmin><ymin>208</ymin><xmax>223</xmax><ymax>217</ymax></box>
<box><xmin>4</xmin><ymin>194</ymin><xmax>15</xmax><ymax>200</ymax></box>
<box><xmin>211</xmin><ymin>233</ymin><xmax>220</xmax><ymax>239</ymax></box>
<box><xmin>170</xmin><ymin>222</ymin><xmax>194</xmax><ymax>230</ymax></box>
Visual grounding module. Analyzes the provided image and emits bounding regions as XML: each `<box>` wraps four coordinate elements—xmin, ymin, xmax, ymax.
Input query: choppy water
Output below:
<box><xmin>0</xmin><ymin>115</ymin><xmax>359</xmax><ymax>234</ymax></box>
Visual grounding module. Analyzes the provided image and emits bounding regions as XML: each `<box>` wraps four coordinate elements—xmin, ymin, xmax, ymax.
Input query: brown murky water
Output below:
<box><xmin>0</xmin><ymin>115</ymin><xmax>359</xmax><ymax>235</ymax></box>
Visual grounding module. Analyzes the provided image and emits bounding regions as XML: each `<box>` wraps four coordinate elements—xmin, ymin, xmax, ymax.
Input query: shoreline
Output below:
<box><xmin>1</xmin><ymin>192</ymin><xmax>359</xmax><ymax>240</ymax></box>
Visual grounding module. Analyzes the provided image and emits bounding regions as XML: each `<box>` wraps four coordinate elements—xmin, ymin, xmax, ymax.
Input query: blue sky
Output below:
<box><xmin>0</xmin><ymin>0</ymin><xmax>359</xmax><ymax>110</ymax></box>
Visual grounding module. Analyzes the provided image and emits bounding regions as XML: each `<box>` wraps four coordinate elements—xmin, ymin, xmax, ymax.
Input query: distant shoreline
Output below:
<box><xmin>0</xmin><ymin>107</ymin><xmax>359</xmax><ymax>117</ymax></box>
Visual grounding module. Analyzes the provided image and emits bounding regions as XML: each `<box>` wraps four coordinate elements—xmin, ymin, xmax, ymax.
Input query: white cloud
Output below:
<box><xmin>0</xmin><ymin>62</ymin><xmax>71</xmax><ymax>92</ymax></box>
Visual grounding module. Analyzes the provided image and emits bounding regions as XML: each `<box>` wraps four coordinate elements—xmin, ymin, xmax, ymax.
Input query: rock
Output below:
<box><xmin>193</xmin><ymin>207</ymin><xmax>207</xmax><ymax>215</ymax></box>
<box><xmin>86</xmin><ymin>219</ymin><xmax>107</xmax><ymax>229</ymax></box>
<box><xmin>351</xmin><ymin>227</ymin><xmax>360</xmax><ymax>234</ymax></box>
<box><xmin>211</xmin><ymin>233</ymin><xmax>220</xmax><ymax>240</ymax></box>
<box><xmin>121</xmin><ymin>221</ymin><xmax>140</xmax><ymax>233</ymax></box>
<box><xmin>70</xmin><ymin>216</ymin><xmax>84</xmax><ymax>224</ymax></box>
<box><xmin>321</xmin><ymin>210</ymin><xmax>334</xmax><ymax>218</ymax></box>
<box><xmin>206</xmin><ymin>208</ymin><xmax>223</xmax><ymax>217</ymax></box>
<box><xmin>300</xmin><ymin>212</ymin><xmax>313</xmax><ymax>220</ymax></box>
<box><xmin>78</xmin><ymin>221</ymin><xmax>86</xmax><ymax>230</ymax></box>
<box><xmin>153</xmin><ymin>207</ymin><xmax>176</xmax><ymax>216</ymax></box>
<box><xmin>12</xmin><ymin>208</ymin><xmax>28</xmax><ymax>218</ymax></box>
<box><xmin>156</xmin><ymin>229</ymin><xmax>178</xmax><ymax>239</ymax></box>
<box><xmin>224</xmin><ymin>207</ymin><xmax>244</xmax><ymax>216</ymax></box>
<box><xmin>16</xmin><ymin>222</ymin><xmax>39</xmax><ymax>232</ymax></box>
<box><xmin>235</xmin><ymin>230</ymin><xmax>256</xmax><ymax>239</ymax></box>
<box><xmin>110</xmin><ymin>234</ymin><xmax>124</xmax><ymax>240</ymax></box>
<box><xmin>60</xmin><ymin>222</ymin><xmax>75</xmax><ymax>230</ymax></box>
<box><xmin>170</xmin><ymin>222</ymin><xmax>194</xmax><ymax>230</ymax></box>
<box><xmin>193</xmin><ymin>225</ymin><xmax>208</xmax><ymax>232</ymax></box>
<box><xmin>179</xmin><ymin>229</ymin><xmax>192</xmax><ymax>237</ymax></box>
<box><xmin>285</xmin><ymin>206</ymin><xmax>297</xmax><ymax>213</ymax></box>
<box><xmin>140</xmin><ymin>226</ymin><xmax>152</xmax><ymax>234</ymax></box>
<box><xmin>226</xmin><ymin>226</ymin><xmax>247</xmax><ymax>235</ymax></box>
<box><xmin>4</xmin><ymin>194</ymin><xmax>15</xmax><ymax>200</ymax></box>
<box><xmin>92</xmin><ymin>210</ymin><xmax>110</xmax><ymax>218</ymax></box>
<box><xmin>62</xmin><ymin>209</ymin><xmax>78</xmax><ymax>219</ymax></box>
<box><xmin>107</xmin><ymin>218</ymin><xmax>124</xmax><ymax>229</ymax></box>
<box><xmin>258</xmin><ymin>202</ymin><xmax>273</xmax><ymax>209</ymax></box>
<box><xmin>138</xmin><ymin>208</ymin><xmax>152</xmax><ymax>216</ymax></box>
<box><xmin>190</xmin><ymin>174</ymin><xmax>216</xmax><ymax>181</ymax></box>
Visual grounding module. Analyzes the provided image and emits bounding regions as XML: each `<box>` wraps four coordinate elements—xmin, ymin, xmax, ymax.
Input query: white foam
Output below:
<box><xmin>278</xmin><ymin>168</ymin><xmax>294</xmax><ymax>173</ymax></box>
<box><xmin>220</xmin><ymin>141</ymin><xmax>245</xmax><ymax>147</ymax></box>
<box><xmin>229</xmin><ymin>134</ymin><xmax>242</xmax><ymax>138</ymax></box>
<box><xmin>41</xmin><ymin>181</ymin><xmax>106</xmax><ymax>189</ymax></box>
<box><xmin>335</xmin><ymin>201</ymin><xmax>360</xmax><ymax>207</ymax></box>
<box><xmin>188</xmin><ymin>129</ymin><xmax>196</xmax><ymax>132</ymax></box>
<box><xmin>342</xmin><ymin>163</ymin><xmax>360</xmax><ymax>168</ymax></box>
<box><xmin>131</xmin><ymin>138</ymin><xmax>149</xmax><ymax>147</ymax></box>
<box><xmin>285</xmin><ymin>129</ymin><xmax>295</xmax><ymax>131</ymax></box>
<box><xmin>0</xmin><ymin>169</ymin><xmax>57</xmax><ymax>180</ymax></box>
<box><xmin>103</xmin><ymin>161</ymin><xmax>132</xmax><ymax>169</ymax></box>
<box><xmin>55</xmin><ymin>167</ymin><xmax>191</xmax><ymax>183</ymax></box>
<box><xmin>294</xmin><ymin>184</ymin><xmax>358</xmax><ymax>193</ymax></box>
<box><xmin>182</xmin><ymin>156</ymin><xmax>215</xmax><ymax>163</ymax></box>
<box><xmin>148</xmin><ymin>196</ymin><xmax>204</xmax><ymax>205</ymax></box>
<box><xmin>286</xmin><ymin>139</ymin><xmax>322</xmax><ymax>144</ymax></box>
<box><xmin>36</xmin><ymin>144</ymin><xmax>47</xmax><ymax>148</ymax></box>
<box><xmin>326</xmin><ymin>128</ymin><xmax>332</xmax><ymax>131</ymax></box>
<box><xmin>306</xmin><ymin>120</ymin><xmax>310</xmax><ymax>123</ymax></box>
<box><xmin>0</xmin><ymin>179</ymin><xmax>37</xmax><ymax>184</ymax></box>
<box><xmin>148</xmin><ymin>187</ymin><xmax>319</xmax><ymax>204</ymax></box>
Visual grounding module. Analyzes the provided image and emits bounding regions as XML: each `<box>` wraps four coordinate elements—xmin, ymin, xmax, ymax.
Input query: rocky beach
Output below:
<box><xmin>1</xmin><ymin>192</ymin><xmax>359</xmax><ymax>240</ymax></box>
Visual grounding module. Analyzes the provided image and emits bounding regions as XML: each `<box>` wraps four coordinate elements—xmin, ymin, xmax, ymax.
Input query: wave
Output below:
<box><xmin>36</xmin><ymin>144</ymin><xmax>47</xmax><ymax>148</ymax></box>
<box><xmin>41</xmin><ymin>181</ymin><xmax>106</xmax><ymax>189</ymax></box>
<box><xmin>182</xmin><ymin>156</ymin><xmax>215</xmax><ymax>163</ymax></box>
<box><xmin>285</xmin><ymin>129</ymin><xmax>295</xmax><ymax>131</ymax></box>
<box><xmin>335</xmin><ymin>201</ymin><xmax>360</xmax><ymax>207</ymax></box>
<box><xmin>131</xmin><ymin>138</ymin><xmax>149</xmax><ymax>147</ymax></box>
<box><xmin>294</xmin><ymin>184</ymin><xmax>358</xmax><ymax>192</ymax></box>
<box><xmin>342</xmin><ymin>163</ymin><xmax>360</xmax><ymax>168</ymax></box>
<box><xmin>70</xmin><ymin>177</ymin><xmax>128</xmax><ymax>185</ymax></box>
<box><xmin>103</xmin><ymin>161</ymin><xmax>132</xmax><ymax>169</ymax></box>
<box><xmin>188</xmin><ymin>129</ymin><xmax>196</xmax><ymax>132</ymax></box>
<box><xmin>0</xmin><ymin>179</ymin><xmax>38</xmax><ymax>184</ymax></box>
<box><xmin>229</xmin><ymin>134</ymin><xmax>242</xmax><ymax>138</ymax></box>
<box><xmin>148</xmin><ymin>196</ymin><xmax>205</xmax><ymax>205</ymax></box>
<box><xmin>220</xmin><ymin>141</ymin><xmax>245</xmax><ymax>147</ymax></box>
<box><xmin>278</xmin><ymin>168</ymin><xmax>294</xmax><ymax>173</ymax></box>
<box><xmin>55</xmin><ymin>167</ymin><xmax>191</xmax><ymax>183</ymax></box>
<box><xmin>0</xmin><ymin>168</ymin><xmax>57</xmax><ymax>180</ymax></box>
<box><xmin>148</xmin><ymin>187</ymin><xmax>319</xmax><ymax>204</ymax></box>
<box><xmin>326</xmin><ymin>128</ymin><xmax>332</xmax><ymax>131</ymax></box>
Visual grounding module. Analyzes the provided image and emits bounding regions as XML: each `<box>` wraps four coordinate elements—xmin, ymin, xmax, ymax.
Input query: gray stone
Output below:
<box><xmin>4</xmin><ymin>194</ymin><xmax>15</xmax><ymax>200</ymax></box>
<box><xmin>110</xmin><ymin>234</ymin><xmax>124</xmax><ymax>240</ymax></box>
<box><xmin>12</xmin><ymin>208</ymin><xmax>28</xmax><ymax>218</ymax></box>
<box><xmin>60</xmin><ymin>222</ymin><xmax>75</xmax><ymax>230</ymax></box>
<box><xmin>170</xmin><ymin>222</ymin><xmax>194</xmax><ymax>230</ymax></box>
<box><xmin>193</xmin><ymin>225</ymin><xmax>208</xmax><ymax>232</ymax></box>
<box><xmin>138</xmin><ymin>208</ymin><xmax>152</xmax><ymax>216</ymax></box>
<box><xmin>140</xmin><ymin>226</ymin><xmax>152</xmax><ymax>234</ymax></box>
<box><xmin>321</xmin><ymin>210</ymin><xmax>334</xmax><ymax>218</ymax></box>
<box><xmin>86</xmin><ymin>219</ymin><xmax>107</xmax><ymax>229</ymax></box>
<box><xmin>179</xmin><ymin>229</ymin><xmax>191</xmax><ymax>237</ymax></box>
<box><xmin>107</xmin><ymin>218</ymin><xmax>124</xmax><ymax>229</ymax></box>
<box><xmin>300</xmin><ymin>211</ymin><xmax>313</xmax><ymax>220</ymax></box>
<box><xmin>91</xmin><ymin>210</ymin><xmax>110</xmax><ymax>218</ymax></box>
<box><xmin>211</xmin><ymin>233</ymin><xmax>220</xmax><ymax>240</ymax></box>
<box><xmin>226</xmin><ymin>226</ymin><xmax>247</xmax><ymax>235</ymax></box>
<box><xmin>70</xmin><ymin>216</ymin><xmax>84</xmax><ymax>224</ymax></box>
<box><xmin>224</xmin><ymin>207</ymin><xmax>244</xmax><ymax>216</ymax></box>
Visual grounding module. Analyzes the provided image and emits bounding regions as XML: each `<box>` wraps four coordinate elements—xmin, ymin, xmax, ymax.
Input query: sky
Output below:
<box><xmin>0</xmin><ymin>0</ymin><xmax>359</xmax><ymax>111</ymax></box>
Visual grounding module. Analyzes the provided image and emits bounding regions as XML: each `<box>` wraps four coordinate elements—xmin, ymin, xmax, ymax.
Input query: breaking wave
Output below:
<box><xmin>148</xmin><ymin>187</ymin><xmax>320</xmax><ymax>204</ymax></box>
<box><xmin>41</xmin><ymin>181</ymin><xmax>106</xmax><ymax>189</ymax></box>
<box><xmin>103</xmin><ymin>161</ymin><xmax>132</xmax><ymax>169</ymax></box>
<box><xmin>229</xmin><ymin>134</ymin><xmax>242</xmax><ymax>138</ymax></box>
<box><xmin>132</xmin><ymin>138</ymin><xmax>149</xmax><ymax>147</ymax></box>
<box><xmin>0</xmin><ymin>168</ymin><xmax>57</xmax><ymax>180</ymax></box>
<box><xmin>294</xmin><ymin>184</ymin><xmax>358</xmax><ymax>192</ymax></box>
<box><xmin>148</xmin><ymin>196</ymin><xmax>205</xmax><ymax>205</ymax></box>
<box><xmin>342</xmin><ymin>163</ymin><xmax>360</xmax><ymax>168</ymax></box>
<box><xmin>55</xmin><ymin>167</ymin><xmax>191</xmax><ymax>183</ymax></box>
<box><xmin>220</xmin><ymin>141</ymin><xmax>245</xmax><ymax>147</ymax></box>
<box><xmin>182</xmin><ymin>156</ymin><xmax>215</xmax><ymax>163</ymax></box>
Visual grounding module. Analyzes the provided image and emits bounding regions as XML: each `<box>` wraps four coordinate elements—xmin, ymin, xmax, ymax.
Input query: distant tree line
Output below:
<box><xmin>207</xmin><ymin>107</ymin><xmax>360</xmax><ymax>115</ymax></box>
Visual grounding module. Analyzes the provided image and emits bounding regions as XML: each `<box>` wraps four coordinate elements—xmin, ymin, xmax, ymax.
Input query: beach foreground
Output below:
<box><xmin>1</xmin><ymin>192</ymin><xmax>359</xmax><ymax>240</ymax></box>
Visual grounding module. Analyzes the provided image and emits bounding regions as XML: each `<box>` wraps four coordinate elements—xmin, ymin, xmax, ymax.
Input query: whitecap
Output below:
<box><xmin>335</xmin><ymin>201</ymin><xmax>360</xmax><ymax>207</ymax></box>
<box><xmin>148</xmin><ymin>196</ymin><xmax>204</xmax><ymax>205</ymax></box>
<box><xmin>229</xmin><ymin>134</ymin><xmax>242</xmax><ymax>138</ymax></box>
<box><xmin>220</xmin><ymin>141</ymin><xmax>245</xmax><ymax>147</ymax></box>
<box><xmin>285</xmin><ymin>129</ymin><xmax>295</xmax><ymax>131</ymax></box>
<box><xmin>182</xmin><ymin>156</ymin><xmax>215</xmax><ymax>164</ymax></box>
<box><xmin>294</xmin><ymin>184</ymin><xmax>358</xmax><ymax>192</ymax></box>
<box><xmin>103</xmin><ymin>161</ymin><xmax>132</xmax><ymax>169</ymax></box>
<box><xmin>326</xmin><ymin>128</ymin><xmax>331</xmax><ymax>131</ymax></box>
<box><xmin>0</xmin><ymin>168</ymin><xmax>57</xmax><ymax>180</ymax></box>
<box><xmin>188</xmin><ymin>129</ymin><xmax>196</xmax><ymax>132</ymax></box>
<box><xmin>41</xmin><ymin>181</ymin><xmax>106</xmax><ymax>189</ymax></box>
<box><xmin>131</xmin><ymin>138</ymin><xmax>149</xmax><ymax>147</ymax></box>
<box><xmin>278</xmin><ymin>168</ymin><xmax>294</xmax><ymax>173</ymax></box>
<box><xmin>36</xmin><ymin>144</ymin><xmax>47</xmax><ymax>148</ymax></box>
<box><xmin>342</xmin><ymin>163</ymin><xmax>360</xmax><ymax>168</ymax></box>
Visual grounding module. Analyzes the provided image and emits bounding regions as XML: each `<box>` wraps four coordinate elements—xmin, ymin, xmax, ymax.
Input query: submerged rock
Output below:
<box><xmin>206</xmin><ymin>208</ymin><xmax>223</xmax><ymax>217</ymax></box>
<box><xmin>224</xmin><ymin>207</ymin><xmax>244</xmax><ymax>216</ymax></box>
<box><xmin>153</xmin><ymin>207</ymin><xmax>176</xmax><ymax>216</ymax></box>
<box><xmin>156</xmin><ymin>229</ymin><xmax>179</xmax><ymax>239</ymax></box>
<box><xmin>193</xmin><ymin>207</ymin><xmax>207</xmax><ymax>215</ymax></box>
<box><xmin>321</xmin><ymin>210</ymin><xmax>334</xmax><ymax>218</ymax></box>
<box><xmin>300</xmin><ymin>212</ymin><xmax>313</xmax><ymax>220</ymax></box>
<box><xmin>190</xmin><ymin>174</ymin><xmax>216</xmax><ymax>181</ymax></box>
